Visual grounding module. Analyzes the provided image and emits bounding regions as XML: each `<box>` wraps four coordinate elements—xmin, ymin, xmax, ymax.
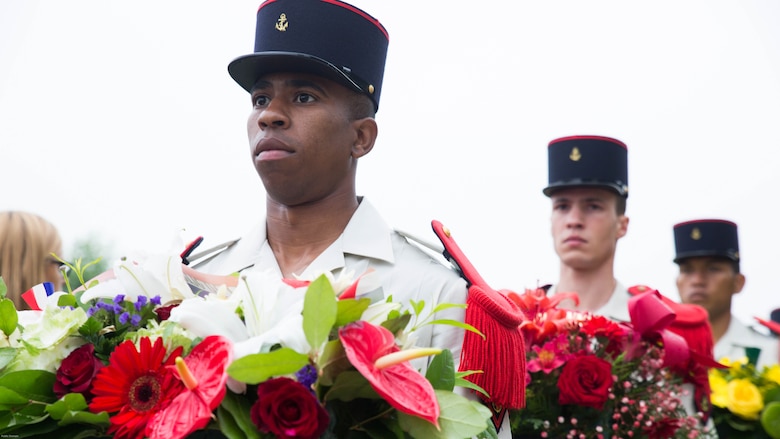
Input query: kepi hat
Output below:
<box><xmin>673</xmin><ymin>219</ymin><xmax>739</xmax><ymax>264</ymax></box>
<box><xmin>228</xmin><ymin>0</ymin><xmax>389</xmax><ymax>111</ymax></box>
<box><xmin>543</xmin><ymin>135</ymin><xmax>629</xmax><ymax>197</ymax></box>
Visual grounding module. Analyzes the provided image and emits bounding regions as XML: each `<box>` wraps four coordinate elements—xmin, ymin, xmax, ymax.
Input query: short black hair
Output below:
<box><xmin>615</xmin><ymin>195</ymin><xmax>626</xmax><ymax>216</ymax></box>
<box><xmin>347</xmin><ymin>91</ymin><xmax>375</xmax><ymax>120</ymax></box>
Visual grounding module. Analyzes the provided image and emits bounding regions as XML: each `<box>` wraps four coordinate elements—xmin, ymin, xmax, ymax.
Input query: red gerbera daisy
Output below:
<box><xmin>89</xmin><ymin>337</ymin><xmax>185</xmax><ymax>439</ymax></box>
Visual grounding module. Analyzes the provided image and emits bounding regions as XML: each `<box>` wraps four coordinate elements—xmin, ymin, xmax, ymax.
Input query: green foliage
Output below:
<box><xmin>62</xmin><ymin>235</ymin><xmax>112</xmax><ymax>292</ymax></box>
<box><xmin>303</xmin><ymin>274</ymin><xmax>338</xmax><ymax>352</ymax></box>
<box><xmin>227</xmin><ymin>348</ymin><xmax>309</xmax><ymax>384</ymax></box>
<box><xmin>0</xmin><ymin>298</ymin><xmax>18</xmax><ymax>337</ymax></box>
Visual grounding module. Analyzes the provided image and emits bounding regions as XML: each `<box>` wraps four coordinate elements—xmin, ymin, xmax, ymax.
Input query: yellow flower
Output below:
<box><xmin>726</xmin><ymin>378</ymin><xmax>764</xmax><ymax>420</ymax></box>
<box><xmin>764</xmin><ymin>364</ymin><xmax>780</xmax><ymax>386</ymax></box>
<box><xmin>709</xmin><ymin>370</ymin><xmax>729</xmax><ymax>408</ymax></box>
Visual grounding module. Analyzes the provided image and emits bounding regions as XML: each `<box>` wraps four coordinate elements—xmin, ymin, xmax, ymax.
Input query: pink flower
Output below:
<box><xmin>527</xmin><ymin>338</ymin><xmax>568</xmax><ymax>374</ymax></box>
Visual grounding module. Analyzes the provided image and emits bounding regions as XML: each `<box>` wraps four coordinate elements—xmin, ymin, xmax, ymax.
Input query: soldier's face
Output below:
<box><xmin>246</xmin><ymin>72</ymin><xmax>369</xmax><ymax>206</ymax></box>
<box><xmin>676</xmin><ymin>257</ymin><xmax>744</xmax><ymax>321</ymax></box>
<box><xmin>550</xmin><ymin>187</ymin><xmax>628</xmax><ymax>270</ymax></box>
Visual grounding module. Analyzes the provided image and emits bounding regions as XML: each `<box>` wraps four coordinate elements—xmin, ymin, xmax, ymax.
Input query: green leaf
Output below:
<box><xmin>0</xmin><ymin>370</ymin><xmax>57</xmax><ymax>404</ymax></box>
<box><xmin>77</xmin><ymin>317</ymin><xmax>103</xmax><ymax>337</ymax></box>
<box><xmin>425</xmin><ymin>349</ymin><xmax>455</xmax><ymax>391</ymax></box>
<box><xmin>303</xmin><ymin>274</ymin><xmax>337</xmax><ymax>351</ymax></box>
<box><xmin>0</xmin><ymin>278</ymin><xmax>7</xmax><ymax>299</ymax></box>
<box><xmin>410</xmin><ymin>299</ymin><xmax>425</xmax><ymax>316</ymax></box>
<box><xmin>317</xmin><ymin>339</ymin><xmax>351</xmax><ymax>387</ymax></box>
<box><xmin>46</xmin><ymin>393</ymin><xmax>111</xmax><ymax>427</ymax></box>
<box><xmin>427</xmin><ymin>319</ymin><xmax>484</xmax><ymax>338</ymax></box>
<box><xmin>334</xmin><ymin>298</ymin><xmax>371</xmax><ymax>327</ymax></box>
<box><xmin>0</xmin><ymin>298</ymin><xmax>18</xmax><ymax>337</ymax></box>
<box><xmin>57</xmin><ymin>294</ymin><xmax>78</xmax><ymax>308</ymax></box>
<box><xmin>380</xmin><ymin>313</ymin><xmax>411</xmax><ymax>336</ymax></box>
<box><xmin>454</xmin><ymin>373</ymin><xmax>490</xmax><ymax>399</ymax></box>
<box><xmin>0</xmin><ymin>386</ymin><xmax>29</xmax><ymax>409</ymax></box>
<box><xmin>227</xmin><ymin>348</ymin><xmax>309</xmax><ymax>384</ymax></box>
<box><xmin>218</xmin><ymin>389</ymin><xmax>262</xmax><ymax>439</ymax></box>
<box><xmin>0</xmin><ymin>347</ymin><xmax>17</xmax><ymax>371</ymax></box>
<box><xmin>323</xmin><ymin>370</ymin><xmax>379</xmax><ymax>402</ymax></box>
<box><xmin>216</xmin><ymin>404</ymin><xmax>243</xmax><ymax>439</ymax></box>
<box><xmin>398</xmin><ymin>390</ymin><xmax>492</xmax><ymax>438</ymax></box>
<box><xmin>430</xmin><ymin>302</ymin><xmax>467</xmax><ymax>314</ymax></box>
<box><xmin>762</xmin><ymin>401</ymin><xmax>780</xmax><ymax>439</ymax></box>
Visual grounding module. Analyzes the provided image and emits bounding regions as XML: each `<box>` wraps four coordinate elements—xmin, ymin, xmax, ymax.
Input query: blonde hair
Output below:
<box><xmin>0</xmin><ymin>211</ymin><xmax>62</xmax><ymax>309</ymax></box>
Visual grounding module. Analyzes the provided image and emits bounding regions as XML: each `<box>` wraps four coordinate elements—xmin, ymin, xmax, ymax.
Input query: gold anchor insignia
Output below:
<box><xmin>691</xmin><ymin>227</ymin><xmax>701</xmax><ymax>240</ymax></box>
<box><xmin>569</xmin><ymin>147</ymin><xmax>581</xmax><ymax>161</ymax></box>
<box><xmin>275</xmin><ymin>13</ymin><xmax>288</xmax><ymax>31</ymax></box>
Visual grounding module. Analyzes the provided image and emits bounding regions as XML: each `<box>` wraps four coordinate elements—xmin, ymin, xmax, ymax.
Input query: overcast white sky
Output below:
<box><xmin>2</xmin><ymin>1</ymin><xmax>779</xmax><ymax>326</ymax></box>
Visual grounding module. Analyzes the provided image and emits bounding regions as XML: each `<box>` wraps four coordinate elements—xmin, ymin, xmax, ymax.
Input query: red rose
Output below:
<box><xmin>54</xmin><ymin>344</ymin><xmax>104</xmax><ymax>400</ymax></box>
<box><xmin>154</xmin><ymin>303</ymin><xmax>179</xmax><ymax>321</ymax></box>
<box><xmin>250</xmin><ymin>377</ymin><xmax>329</xmax><ymax>439</ymax></box>
<box><xmin>557</xmin><ymin>355</ymin><xmax>613</xmax><ymax>409</ymax></box>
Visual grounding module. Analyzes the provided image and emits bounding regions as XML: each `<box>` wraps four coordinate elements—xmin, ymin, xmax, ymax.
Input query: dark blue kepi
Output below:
<box><xmin>227</xmin><ymin>0</ymin><xmax>389</xmax><ymax>112</ymax></box>
<box><xmin>543</xmin><ymin>135</ymin><xmax>629</xmax><ymax>198</ymax></box>
<box><xmin>673</xmin><ymin>219</ymin><xmax>740</xmax><ymax>263</ymax></box>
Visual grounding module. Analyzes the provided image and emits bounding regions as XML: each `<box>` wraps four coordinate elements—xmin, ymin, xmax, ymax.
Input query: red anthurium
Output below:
<box><xmin>146</xmin><ymin>335</ymin><xmax>233</xmax><ymax>439</ymax></box>
<box><xmin>338</xmin><ymin>321</ymin><xmax>440</xmax><ymax>427</ymax></box>
<box><xmin>282</xmin><ymin>278</ymin><xmax>311</xmax><ymax>289</ymax></box>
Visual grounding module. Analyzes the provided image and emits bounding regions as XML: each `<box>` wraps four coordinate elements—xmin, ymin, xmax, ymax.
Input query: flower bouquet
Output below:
<box><xmin>0</xmin><ymin>247</ymin><xmax>496</xmax><ymax>439</ymax></box>
<box><xmin>709</xmin><ymin>356</ymin><xmax>780</xmax><ymax>438</ymax></box>
<box><xmin>505</xmin><ymin>288</ymin><xmax>716</xmax><ymax>439</ymax></box>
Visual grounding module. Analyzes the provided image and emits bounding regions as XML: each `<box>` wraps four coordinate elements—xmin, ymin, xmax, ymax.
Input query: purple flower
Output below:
<box><xmin>130</xmin><ymin>314</ymin><xmax>141</xmax><ymax>326</ymax></box>
<box><xmin>118</xmin><ymin>312</ymin><xmax>130</xmax><ymax>325</ymax></box>
<box><xmin>113</xmin><ymin>294</ymin><xmax>126</xmax><ymax>304</ymax></box>
<box><xmin>135</xmin><ymin>295</ymin><xmax>148</xmax><ymax>310</ymax></box>
<box><xmin>150</xmin><ymin>295</ymin><xmax>162</xmax><ymax>306</ymax></box>
<box><xmin>295</xmin><ymin>364</ymin><xmax>318</xmax><ymax>389</ymax></box>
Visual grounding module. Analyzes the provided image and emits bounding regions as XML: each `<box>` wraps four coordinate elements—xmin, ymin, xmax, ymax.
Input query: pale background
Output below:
<box><xmin>2</xmin><ymin>1</ymin><xmax>779</xmax><ymax>327</ymax></box>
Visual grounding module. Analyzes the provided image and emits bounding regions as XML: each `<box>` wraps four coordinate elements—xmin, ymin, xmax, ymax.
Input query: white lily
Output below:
<box><xmin>79</xmin><ymin>249</ymin><xmax>194</xmax><ymax>304</ymax></box>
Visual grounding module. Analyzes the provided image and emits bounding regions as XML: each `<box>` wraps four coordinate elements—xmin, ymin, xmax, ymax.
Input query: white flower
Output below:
<box><xmin>5</xmin><ymin>306</ymin><xmax>87</xmax><ymax>373</ymax></box>
<box><xmin>169</xmin><ymin>270</ymin><xmax>310</xmax><ymax>359</ymax></box>
<box><xmin>79</xmin><ymin>252</ymin><xmax>194</xmax><ymax>304</ymax></box>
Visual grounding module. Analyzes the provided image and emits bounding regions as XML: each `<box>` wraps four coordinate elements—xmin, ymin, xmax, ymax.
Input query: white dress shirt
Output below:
<box><xmin>196</xmin><ymin>198</ymin><xmax>512</xmax><ymax>437</ymax></box>
<box><xmin>716</xmin><ymin>316</ymin><xmax>779</xmax><ymax>368</ymax></box>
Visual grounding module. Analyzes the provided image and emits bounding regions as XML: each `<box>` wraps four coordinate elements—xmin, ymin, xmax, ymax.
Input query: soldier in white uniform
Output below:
<box><xmin>674</xmin><ymin>219</ymin><xmax>779</xmax><ymax>368</ymax></box>
<box><xmin>543</xmin><ymin>136</ymin><xmax>718</xmax><ymax>427</ymax></box>
<box><xmin>192</xmin><ymin>0</ymin><xmax>512</xmax><ymax>436</ymax></box>
<box><xmin>542</xmin><ymin>135</ymin><xmax>632</xmax><ymax>321</ymax></box>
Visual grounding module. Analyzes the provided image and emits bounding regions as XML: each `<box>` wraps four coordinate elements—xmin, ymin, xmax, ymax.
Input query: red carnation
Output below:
<box><xmin>54</xmin><ymin>344</ymin><xmax>104</xmax><ymax>401</ymax></box>
<box><xmin>557</xmin><ymin>355</ymin><xmax>613</xmax><ymax>409</ymax></box>
<box><xmin>250</xmin><ymin>377</ymin><xmax>329</xmax><ymax>439</ymax></box>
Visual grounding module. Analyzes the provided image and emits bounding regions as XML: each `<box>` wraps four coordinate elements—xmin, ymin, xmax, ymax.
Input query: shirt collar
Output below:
<box><xmin>296</xmin><ymin>197</ymin><xmax>395</xmax><ymax>278</ymax></box>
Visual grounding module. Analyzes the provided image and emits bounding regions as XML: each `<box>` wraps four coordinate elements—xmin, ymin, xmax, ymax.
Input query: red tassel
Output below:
<box><xmin>460</xmin><ymin>284</ymin><xmax>526</xmax><ymax>409</ymax></box>
<box><xmin>431</xmin><ymin>221</ymin><xmax>526</xmax><ymax>410</ymax></box>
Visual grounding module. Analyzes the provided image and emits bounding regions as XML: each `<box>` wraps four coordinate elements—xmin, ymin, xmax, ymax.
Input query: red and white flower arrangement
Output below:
<box><xmin>506</xmin><ymin>287</ymin><xmax>718</xmax><ymax>439</ymax></box>
<box><xmin>0</xmin><ymin>249</ymin><xmax>494</xmax><ymax>439</ymax></box>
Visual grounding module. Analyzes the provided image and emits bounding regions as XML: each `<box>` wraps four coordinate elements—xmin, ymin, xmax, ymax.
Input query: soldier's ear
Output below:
<box><xmin>733</xmin><ymin>272</ymin><xmax>746</xmax><ymax>294</ymax></box>
<box><xmin>351</xmin><ymin>117</ymin><xmax>377</xmax><ymax>159</ymax></box>
<box><xmin>616</xmin><ymin>214</ymin><xmax>629</xmax><ymax>239</ymax></box>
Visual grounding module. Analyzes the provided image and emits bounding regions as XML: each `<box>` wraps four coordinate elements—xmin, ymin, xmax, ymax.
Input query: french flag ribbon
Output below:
<box><xmin>21</xmin><ymin>282</ymin><xmax>55</xmax><ymax>311</ymax></box>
